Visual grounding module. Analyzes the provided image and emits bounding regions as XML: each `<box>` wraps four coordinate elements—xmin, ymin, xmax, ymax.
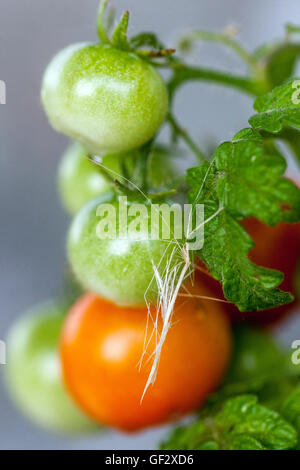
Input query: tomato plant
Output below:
<box><xmin>12</xmin><ymin>0</ymin><xmax>300</xmax><ymax>450</ymax></box>
<box><xmin>5</xmin><ymin>302</ymin><xmax>97</xmax><ymax>433</ymax></box>
<box><xmin>60</xmin><ymin>286</ymin><xmax>232</xmax><ymax>431</ymax></box>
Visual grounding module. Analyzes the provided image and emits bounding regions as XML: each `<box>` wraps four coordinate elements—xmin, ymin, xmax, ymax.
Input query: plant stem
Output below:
<box><xmin>167</xmin><ymin>113</ymin><xmax>207</xmax><ymax>163</ymax></box>
<box><xmin>168</xmin><ymin>65</ymin><xmax>265</xmax><ymax>100</ymax></box>
<box><xmin>97</xmin><ymin>0</ymin><xmax>110</xmax><ymax>43</ymax></box>
<box><xmin>180</xmin><ymin>30</ymin><xmax>260</xmax><ymax>76</ymax></box>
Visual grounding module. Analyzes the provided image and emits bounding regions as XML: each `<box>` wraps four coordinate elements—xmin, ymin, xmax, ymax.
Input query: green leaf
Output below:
<box><xmin>160</xmin><ymin>421</ymin><xmax>209</xmax><ymax>450</ymax></box>
<box><xmin>198</xmin><ymin>200</ymin><xmax>292</xmax><ymax>311</ymax></box>
<box><xmin>266</xmin><ymin>44</ymin><xmax>300</xmax><ymax>87</ymax></box>
<box><xmin>198</xmin><ymin>441</ymin><xmax>220</xmax><ymax>450</ymax></box>
<box><xmin>249</xmin><ymin>79</ymin><xmax>300</xmax><ymax>133</ymax></box>
<box><xmin>161</xmin><ymin>394</ymin><xmax>298</xmax><ymax>450</ymax></box>
<box><xmin>233</xmin><ymin>127</ymin><xmax>263</xmax><ymax>143</ymax></box>
<box><xmin>186</xmin><ymin>162</ymin><xmax>218</xmax><ymax>203</ymax></box>
<box><xmin>111</xmin><ymin>11</ymin><xmax>130</xmax><ymax>50</ymax></box>
<box><xmin>161</xmin><ymin>327</ymin><xmax>300</xmax><ymax>450</ymax></box>
<box><xmin>281</xmin><ymin>388</ymin><xmax>300</xmax><ymax>433</ymax></box>
<box><xmin>227</xmin><ymin>435</ymin><xmax>266</xmax><ymax>450</ymax></box>
<box><xmin>216</xmin><ymin>395</ymin><xmax>298</xmax><ymax>450</ymax></box>
<box><xmin>274</xmin><ymin>127</ymin><xmax>300</xmax><ymax>165</ymax></box>
<box><xmin>214</xmin><ymin>139</ymin><xmax>300</xmax><ymax>224</ymax></box>
<box><xmin>186</xmin><ymin>133</ymin><xmax>300</xmax><ymax>311</ymax></box>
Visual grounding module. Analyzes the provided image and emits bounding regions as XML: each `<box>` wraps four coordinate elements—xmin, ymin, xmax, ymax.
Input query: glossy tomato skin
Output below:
<box><xmin>196</xmin><ymin>218</ymin><xmax>300</xmax><ymax>327</ymax></box>
<box><xmin>41</xmin><ymin>43</ymin><xmax>168</xmax><ymax>155</ymax></box>
<box><xmin>67</xmin><ymin>192</ymin><xmax>186</xmax><ymax>306</ymax></box>
<box><xmin>5</xmin><ymin>302</ymin><xmax>97</xmax><ymax>433</ymax></box>
<box><xmin>60</xmin><ymin>287</ymin><xmax>232</xmax><ymax>431</ymax></box>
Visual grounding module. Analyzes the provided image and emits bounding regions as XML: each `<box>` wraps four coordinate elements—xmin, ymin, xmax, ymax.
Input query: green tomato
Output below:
<box><xmin>67</xmin><ymin>192</ymin><xmax>185</xmax><ymax>306</ymax></box>
<box><xmin>58</xmin><ymin>142</ymin><xmax>120</xmax><ymax>215</ymax></box>
<box><xmin>41</xmin><ymin>43</ymin><xmax>168</xmax><ymax>155</ymax></box>
<box><xmin>5</xmin><ymin>302</ymin><xmax>98</xmax><ymax>433</ymax></box>
<box><xmin>58</xmin><ymin>142</ymin><xmax>191</xmax><ymax>215</ymax></box>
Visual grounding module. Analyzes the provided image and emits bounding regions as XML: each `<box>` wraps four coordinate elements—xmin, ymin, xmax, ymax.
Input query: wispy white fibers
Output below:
<box><xmin>141</xmin><ymin>243</ymin><xmax>192</xmax><ymax>401</ymax></box>
<box><xmin>87</xmin><ymin>154</ymin><xmax>224</xmax><ymax>400</ymax></box>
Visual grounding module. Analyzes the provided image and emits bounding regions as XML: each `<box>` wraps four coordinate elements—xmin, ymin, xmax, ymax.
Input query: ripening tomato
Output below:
<box><xmin>196</xmin><ymin>218</ymin><xmax>300</xmax><ymax>327</ymax></box>
<box><xmin>5</xmin><ymin>302</ymin><xmax>97</xmax><ymax>433</ymax></box>
<box><xmin>58</xmin><ymin>143</ymin><xmax>193</xmax><ymax>216</ymax></box>
<box><xmin>67</xmin><ymin>192</ymin><xmax>187</xmax><ymax>306</ymax></box>
<box><xmin>41</xmin><ymin>43</ymin><xmax>168</xmax><ymax>155</ymax></box>
<box><xmin>60</xmin><ymin>285</ymin><xmax>232</xmax><ymax>431</ymax></box>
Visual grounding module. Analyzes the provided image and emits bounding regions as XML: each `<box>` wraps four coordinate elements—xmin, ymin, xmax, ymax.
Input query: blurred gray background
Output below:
<box><xmin>0</xmin><ymin>0</ymin><xmax>300</xmax><ymax>450</ymax></box>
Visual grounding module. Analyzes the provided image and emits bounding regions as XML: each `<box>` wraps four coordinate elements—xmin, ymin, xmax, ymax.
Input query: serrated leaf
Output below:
<box><xmin>199</xmin><ymin>201</ymin><xmax>292</xmax><ymax>311</ymax></box>
<box><xmin>216</xmin><ymin>395</ymin><xmax>298</xmax><ymax>450</ymax></box>
<box><xmin>249</xmin><ymin>79</ymin><xmax>300</xmax><ymax>133</ymax></box>
<box><xmin>233</xmin><ymin>127</ymin><xmax>263</xmax><ymax>143</ymax></box>
<box><xmin>214</xmin><ymin>140</ymin><xmax>300</xmax><ymax>224</ymax></box>
<box><xmin>111</xmin><ymin>11</ymin><xmax>130</xmax><ymax>50</ymax></box>
<box><xmin>266</xmin><ymin>44</ymin><xmax>300</xmax><ymax>87</ymax></box>
<box><xmin>189</xmin><ymin>139</ymin><xmax>300</xmax><ymax>226</ymax></box>
<box><xmin>161</xmin><ymin>394</ymin><xmax>298</xmax><ymax>450</ymax></box>
<box><xmin>187</xmin><ymin>149</ymin><xmax>298</xmax><ymax>311</ymax></box>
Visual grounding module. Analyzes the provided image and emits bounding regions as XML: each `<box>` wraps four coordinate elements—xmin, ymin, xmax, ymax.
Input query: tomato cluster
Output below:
<box><xmin>6</xmin><ymin>2</ymin><xmax>300</xmax><ymax>436</ymax></box>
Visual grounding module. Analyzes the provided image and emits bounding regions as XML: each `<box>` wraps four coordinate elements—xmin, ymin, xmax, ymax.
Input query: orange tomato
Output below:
<box><xmin>196</xmin><ymin>219</ymin><xmax>300</xmax><ymax>327</ymax></box>
<box><xmin>60</xmin><ymin>285</ymin><xmax>232</xmax><ymax>432</ymax></box>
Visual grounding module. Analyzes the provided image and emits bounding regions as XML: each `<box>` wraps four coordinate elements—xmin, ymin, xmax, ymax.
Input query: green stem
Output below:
<box><xmin>168</xmin><ymin>65</ymin><xmax>265</xmax><ymax>100</ymax></box>
<box><xmin>167</xmin><ymin>113</ymin><xmax>207</xmax><ymax>163</ymax></box>
<box><xmin>180</xmin><ymin>30</ymin><xmax>260</xmax><ymax>76</ymax></box>
<box><xmin>97</xmin><ymin>0</ymin><xmax>110</xmax><ymax>43</ymax></box>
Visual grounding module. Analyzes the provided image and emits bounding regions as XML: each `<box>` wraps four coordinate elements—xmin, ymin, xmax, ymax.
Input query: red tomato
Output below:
<box><xmin>196</xmin><ymin>219</ymin><xmax>300</xmax><ymax>327</ymax></box>
<box><xmin>60</xmin><ymin>285</ymin><xmax>232</xmax><ymax>431</ymax></box>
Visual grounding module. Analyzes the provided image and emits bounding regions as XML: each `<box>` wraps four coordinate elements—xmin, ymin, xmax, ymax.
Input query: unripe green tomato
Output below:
<box><xmin>41</xmin><ymin>43</ymin><xmax>168</xmax><ymax>155</ymax></box>
<box><xmin>67</xmin><ymin>192</ymin><xmax>186</xmax><ymax>306</ymax></box>
<box><xmin>58</xmin><ymin>142</ymin><xmax>189</xmax><ymax>215</ymax></box>
<box><xmin>57</xmin><ymin>142</ymin><xmax>119</xmax><ymax>215</ymax></box>
<box><xmin>5</xmin><ymin>303</ymin><xmax>98</xmax><ymax>433</ymax></box>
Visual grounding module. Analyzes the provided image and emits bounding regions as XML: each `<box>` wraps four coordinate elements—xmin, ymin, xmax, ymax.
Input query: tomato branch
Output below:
<box><xmin>167</xmin><ymin>113</ymin><xmax>207</xmax><ymax>163</ymax></box>
<box><xmin>168</xmin><ymin>65</ymin><xmax>266</xmax><ymax>100</ymax></box>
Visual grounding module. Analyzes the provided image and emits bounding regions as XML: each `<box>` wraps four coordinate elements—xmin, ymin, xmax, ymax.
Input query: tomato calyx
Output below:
<box><xmin>97</xmin><ymin>0</ymin><xmax>175</xmax><ymax>60</ymax></box>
